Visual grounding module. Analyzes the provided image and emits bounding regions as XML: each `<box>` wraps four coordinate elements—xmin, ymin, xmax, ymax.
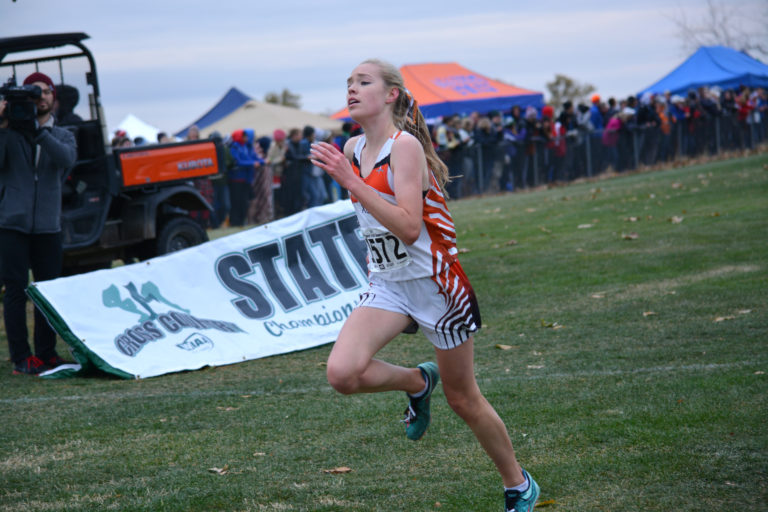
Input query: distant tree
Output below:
<box><xmin>264</xmin><ymin>89</ymin><xmax>302</xmax><ymax>109</ymax></box>
<box><xmin>545</xmin><ymin>74</ymin><xmax>596</xmax><ymax>111</ymax></box>
<box><xmin>669</xmin><ymin>0</ymin><xmax>768</xmax><ymax>59</ymax></box>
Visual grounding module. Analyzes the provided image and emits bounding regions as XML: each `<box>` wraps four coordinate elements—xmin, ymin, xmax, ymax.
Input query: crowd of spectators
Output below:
<box><xmin>111</xmin><ymin>84</ymin><xmax>767</xmax><ymax>229</ymax></box>
<box><xmin>433</xmin><ymin>85</ymin><xmax>767</xmax><ymax>198</ymax></box>
<box><xmin>207</xmin><ymin>123</ymin><xmax>355</xmax><ymax>228</ymax></box>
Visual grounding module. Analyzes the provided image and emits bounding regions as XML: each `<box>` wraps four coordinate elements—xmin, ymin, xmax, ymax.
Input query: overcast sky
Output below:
<box><xmin>3</xmin><ymin>0</ymin><xmax>767</xmax><ymax>135</ymax></box>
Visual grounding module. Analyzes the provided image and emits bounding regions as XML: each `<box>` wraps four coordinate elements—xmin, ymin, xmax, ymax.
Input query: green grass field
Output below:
<box><xmin>1</xmin><ymin>153</ymin><xmax>767</xmax><ymax>511</ymax></box>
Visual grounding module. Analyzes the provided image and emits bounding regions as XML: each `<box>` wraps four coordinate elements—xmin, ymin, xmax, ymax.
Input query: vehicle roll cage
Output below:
<box><xmin>0</xmin><ymin>32</ymin><xmax>101</xmax><ymax>109</ymax></box>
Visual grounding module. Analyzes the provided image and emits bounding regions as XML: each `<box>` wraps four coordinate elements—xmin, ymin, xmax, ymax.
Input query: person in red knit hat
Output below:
<box><xmin>23</xmin><ymin>72</ymin><xmax>56</xmax><ymax>100</ymax></box>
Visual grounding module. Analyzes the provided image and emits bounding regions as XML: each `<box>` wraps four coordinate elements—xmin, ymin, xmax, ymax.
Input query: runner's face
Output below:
<box><xmin>346</xmin><ymin>63</ymin><xmax>391</xmax><ymax>119</ymax></box>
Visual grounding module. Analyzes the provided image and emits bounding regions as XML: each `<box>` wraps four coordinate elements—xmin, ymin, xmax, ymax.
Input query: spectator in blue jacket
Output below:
<box><xmin>589</xmin><ymin>94</ymin><xmax>605</xmax><ymax>131</ymax></box>
<box><xmin>228</xmin><ymin>128</ymin><xmax>264</xmax><ymax>226</ymax></box>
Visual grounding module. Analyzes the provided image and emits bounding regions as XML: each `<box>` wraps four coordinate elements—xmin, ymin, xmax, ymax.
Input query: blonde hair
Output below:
<box><xmin>361</xmin><ymin>58</ymin><xmax>451</xmax><ymax>192</ymax></box>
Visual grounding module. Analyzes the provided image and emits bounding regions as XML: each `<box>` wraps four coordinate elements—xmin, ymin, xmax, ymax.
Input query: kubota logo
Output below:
<box><xmin>178</xmin><ymin>158</ymin><xmax>213</xmax><ymax>171</ymax></box>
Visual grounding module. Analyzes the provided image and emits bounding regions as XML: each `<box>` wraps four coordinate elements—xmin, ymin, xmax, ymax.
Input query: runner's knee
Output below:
<box><xmin>444</xmin><ymin>386</ymin><xmax>484</xmax><ymax>420</ymax></box>
<box><xmin>326</xmin><ymin>359</ymin><xmax>362</xmax><ymax>395</ymax></box>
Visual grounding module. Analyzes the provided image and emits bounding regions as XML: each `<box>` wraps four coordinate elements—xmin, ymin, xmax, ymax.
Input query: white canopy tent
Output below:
<box><xmin>198</xmin><ymin>100</ymin><xmax>343</xmax><ymax>139</ymax></box>
<box><xmin>114</xmin><ymin>114</ymin><xmax>163</xmax><ymax>143</ymax></box>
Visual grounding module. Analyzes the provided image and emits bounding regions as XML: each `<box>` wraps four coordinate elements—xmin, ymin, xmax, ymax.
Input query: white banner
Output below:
<box><xmin>29</xmin><ymin>200</ymin><xmax>367</xmax><ymax>379</ymax></box>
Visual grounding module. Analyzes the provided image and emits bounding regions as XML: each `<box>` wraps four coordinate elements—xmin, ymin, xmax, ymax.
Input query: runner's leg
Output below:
<box><xmin>435</xmin><ymin>336</ymin><xmax>525</xmax><ymax>487</ymax></box>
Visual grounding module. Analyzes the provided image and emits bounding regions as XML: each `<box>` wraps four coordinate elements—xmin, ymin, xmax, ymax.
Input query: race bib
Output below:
<box><xmin>362</xmin><ymin>228</ymin><xmax>411</xmax><ymax>272</ymax></box>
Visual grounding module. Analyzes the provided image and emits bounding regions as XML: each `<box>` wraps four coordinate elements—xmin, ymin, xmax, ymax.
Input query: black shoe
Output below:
<box><xmin>13</xmin><ymin>356</ymin><xmax>50</xmax><ymax>375</ymax></box>
<box><xmin>45</xmin><ymin>354</ymin><xmax>74</xmax><ymax>368</ymax></box>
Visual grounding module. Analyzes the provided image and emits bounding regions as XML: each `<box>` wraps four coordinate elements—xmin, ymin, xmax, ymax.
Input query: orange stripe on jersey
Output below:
<box><xmin>349</xmin><ymin>159</ymin><xmax>361</xmax><ymax>203</ymax></box>
<box><xmin>421</xmin><ymin>173</ymin><xmax>482</xmax><ymax>344</ymax></box>
<box><xmin>349</xmin><ymin>133</ymin><xmax>399</xmax><ymax>202</ymax></box>
<box><xmin>422</xmin><ymin>173</ymin><xmax>458</xmax><ymax>278</ymax></box>
<box><xmin>349</xmin><ymin>160</ymin><xmax>394</xmax><ymax>203</ymax></box>
<box><xmin>363</xmin><ymin>162</ymin><xmax>394</xmax><ymax>196</ymax></box>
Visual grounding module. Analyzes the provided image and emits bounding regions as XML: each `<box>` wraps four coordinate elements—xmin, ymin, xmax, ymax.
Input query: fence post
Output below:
<box><xmin>633</xmin><ymin>130</ymin><xmax>639</xmax><ymax>169</ymax></box>
<box><xmin>476</xmin><ymin>145</ymin><xmax>485</xmax><ymax>193</ymax></box>
<box><xmin>715</xmin><ymin>117</ymin><xmax>721</xmax><ymax>155</ymax></box>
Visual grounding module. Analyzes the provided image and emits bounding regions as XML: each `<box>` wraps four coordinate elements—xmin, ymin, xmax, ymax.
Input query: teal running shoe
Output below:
<box><xmin>505</xmin><ymin>469</ymin><xmax>540</xmax><ymax>512</ymax></box>
<box><xmin>402</xmin><ymin>362</ymin><xmax>440</xmax><ymax>441</ymax></box>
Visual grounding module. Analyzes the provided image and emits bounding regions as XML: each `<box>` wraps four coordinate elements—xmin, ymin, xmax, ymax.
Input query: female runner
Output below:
<box><xmin>309</xmin><ymin>59</ymin><xmax>539</xmax><ymax>512</ymax></box>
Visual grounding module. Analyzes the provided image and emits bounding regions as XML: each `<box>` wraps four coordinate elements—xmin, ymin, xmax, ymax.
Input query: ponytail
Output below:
<box><xmin>395</xmin><ymin>90</ymin><xmax>451</xmax><ymax>194</ymax></box>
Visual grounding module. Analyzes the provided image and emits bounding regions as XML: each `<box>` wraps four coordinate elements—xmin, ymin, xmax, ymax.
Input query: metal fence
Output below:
<box><xmin>444</xmin><ymin>114</ymin><xmax>767</xmax><ymax>198</ymax></box>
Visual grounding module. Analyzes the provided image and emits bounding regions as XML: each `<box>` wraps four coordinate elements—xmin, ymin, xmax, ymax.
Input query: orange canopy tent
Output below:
<box><xmin>332</xmin><ymin>62</ymin><xmax>543</xmax><ymax>121</ymax></box>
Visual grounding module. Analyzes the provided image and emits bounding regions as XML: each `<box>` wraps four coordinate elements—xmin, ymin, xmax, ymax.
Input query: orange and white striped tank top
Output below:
<box><xmin>350</xmin><ymin>131</ymin><xmax>461</xmax><ymax>282</ymax></box>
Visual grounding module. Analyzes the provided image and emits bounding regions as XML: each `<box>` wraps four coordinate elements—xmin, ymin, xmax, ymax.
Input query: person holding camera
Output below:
<box><xmin>0</xmin><ymin>72</ymin><xmax>77</xmax><ymax>375</ymax></box>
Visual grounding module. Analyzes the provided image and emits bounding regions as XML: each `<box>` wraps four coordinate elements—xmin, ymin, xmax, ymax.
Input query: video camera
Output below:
<box><xmin>0</xmin><ymin>76</ymin><xmax>41</xmax><ymax>134</ymax></box>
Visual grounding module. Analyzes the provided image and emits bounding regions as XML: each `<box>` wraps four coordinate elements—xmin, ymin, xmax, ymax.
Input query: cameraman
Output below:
<box><xmin>0</xmin><ymin>72</ymin><xmax>77</xmax><ymax>375</ymax></box>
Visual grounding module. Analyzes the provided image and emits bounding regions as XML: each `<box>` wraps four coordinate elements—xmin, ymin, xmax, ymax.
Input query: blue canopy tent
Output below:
<box><xmin>175</xmin><ymin>87</ymin><xmax>252</xmax><ymax>139</ymax></box>
<box><xmin>639</xmin><ymin>46</ymin><xmax>768</xmax><ymax>97</ymax></box>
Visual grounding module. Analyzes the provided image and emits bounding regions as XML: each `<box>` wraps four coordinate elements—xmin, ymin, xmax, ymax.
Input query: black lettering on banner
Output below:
<box><xmin>143</xmin><ymin>320</ymin><xmax>165</xmax><ymax>340</ymax></box>
<box><xmin>246</xmin><ymin>243</ymin><xmax>300</xmax><ymax>311</ymax></box>
<box><xmin>216</xmin><ymin>213</ymin><xmax>367</xmax><ymax>318</ymax></box>
<box><xmin>284</xmin><ymin>233</ymin><xmax>338</xmax><ymax>303</ymax></box>
<box><xmin>308</xmin><ymin>222</ymin><xmax>359</xmax><ymax>290</ymax></box>
<box><xmin>216</xmin><ymin>254</ymin><xmax>274</xmax><ymax>319</ymax></box>
<box><xmin>158</xmin><ymin>313</ymin><xmax>181</xmax><ymax>333</ymax></box>
<box><xmin>114</xmin><ymin>321</ymin><xmax>164</xmax><ymax>356</ymax></box>
<box><xmin>338</xmin><ymin>215</ymin><xmax>368</xmax><ymax>276</ymax></box>
<box><xmin>126</xmin><ymin>325</ymin><xmax>152</xmax><ymax>344</ymax></box>
<box><xmin>115</xmin><ymin>334</ymin><xmax>142</xmax><ymax>356</ymax></box>
<box><xmin>170</xmin><ymin>311</ymin><xmax>201</xmax><ymax>329</ymax></box>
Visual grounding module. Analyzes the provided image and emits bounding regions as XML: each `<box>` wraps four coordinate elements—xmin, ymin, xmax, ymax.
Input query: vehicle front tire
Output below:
<box><xmin>156</xmin><ymin>216</ymin><xmax>208</xmax><ymax>255</ymax></box>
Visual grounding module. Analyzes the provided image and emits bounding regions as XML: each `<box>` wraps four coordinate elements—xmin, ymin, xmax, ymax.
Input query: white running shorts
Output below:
<box><xmin>356</xmin><ymin>273</ymin><xmax>481</xmax><ymax>350</ymax></box>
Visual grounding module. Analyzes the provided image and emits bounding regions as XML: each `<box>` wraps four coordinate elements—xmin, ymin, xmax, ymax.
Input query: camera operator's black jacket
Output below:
<box><xmin>0</xmin><ymin>120</ymin><xmax>76</xmax><ymax>234</ymax></box>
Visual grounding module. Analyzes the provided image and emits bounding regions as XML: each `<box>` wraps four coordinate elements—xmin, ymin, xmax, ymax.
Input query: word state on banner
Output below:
<box><xmin>216</xmin><ymin>212</ymin><xmax>367</xmax><ymax>323</ymax></box>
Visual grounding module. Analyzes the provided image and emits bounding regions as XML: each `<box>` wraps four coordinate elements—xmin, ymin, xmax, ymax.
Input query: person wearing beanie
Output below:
<box><xmin>23</xmin><ymin>71</ymin><xmax>56</xmax><ymax>100</ymax></box>
<box><xmin>54</xmin><ymin>83</ymin><xmax>83</xmax><ymax>125</ymax></box>
<box><xmin>587</xmin><ymin>94</ymin><xmax>606</xmax><ymax>173</ymax></box>
<box><xmin>0</xmin><ymin>71</ymin><xmax>77</xmax><ymax>375</ymax></box>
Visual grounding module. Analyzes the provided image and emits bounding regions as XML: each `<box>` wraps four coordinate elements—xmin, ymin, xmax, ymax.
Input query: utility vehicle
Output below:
<box><xmin>0</xmin><ymin>32</ymin><xmax>224</xmax><ymax>274</ymax></box>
